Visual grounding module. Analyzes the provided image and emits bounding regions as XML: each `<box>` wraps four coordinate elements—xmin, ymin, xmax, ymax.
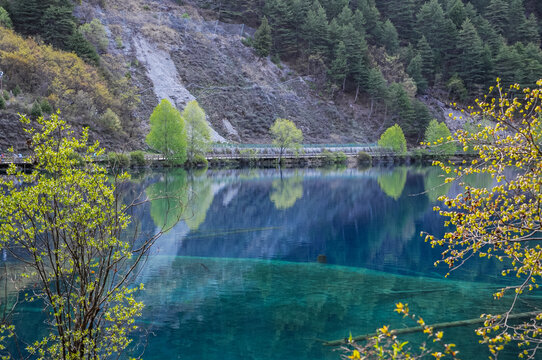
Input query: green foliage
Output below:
<box><xmin>329</xmin><ymin>41</ymin><xmax>347</xmax><ymax>88</ymax></box>
<box><xmin>447</xmin><ymin>74</ymin><xmax>468</xmax><ymax>101</ymax></box>
<box><xmin>68</xmin><ymin>29</ymin><xmax>100</xmax><ymax>65</ymax></box>
<box><xmin>407</xmin><ymin>54</ymin><xmax>427</xmax><ymax>93</ymax></box>
<box><xmin>0</xmin><ymin>6</ymin><xmax>12</xmax><ymax>29</ymax></box>
<box><xmin>253</xmin><ymin>16</ymin><xmax>272</xmax><ymax>58</ymax></box>
<box><xmin>270</xmin><ymin>118</ymin><xmax>303</xmax><ymax>162</ymax></box>
<box><xmin>0</xmin><ymin>114</ymin><xmax>148</xmax><ymax>359</ymax></box>
<box><xmin>40</xmin><ymin>98</ymin><xmax>52</xmax><ymax>114</ymax></box>
<box><xmin>129</xmin><ymin>150</ymin><xmax>146</xmax><ymax>167</ymax></box>
<box><xmin>12</xmin><ymin>85</ymin><xmax>21</xmax><ymax>97</ymax></box>
<box><xmin>30</xmin><ymin>100</ymin><xmax>42</xmax><ymax>118</ymax></box>
<box><xmin>183</xmin><ymin>100</ymin><xmax>211</xmax><ymax>165</ymax></box>
<box><xmin>270</xmin><ymin>174</ymin><xmax>303</xmax><ymax>210</ymax></box>
<box><xmin>146</xmin><ymin>99</ymin><xmax>187</xmax><ymax>164</ymax></box>
<box><xmin>424</xmin><ymin>119</ymin><xmax>457</xmax><ymax>155</ymax></box>
<box><xmin>80</xmin><ymin>18</ymin><xmax>109</xmax><ymax>53</ymax></box>
<box><xmin>107</xmin><ymin>151</ymin><xmax>130</xmax><ymax>168</ymax></box>
<box><xmin>377</xmin><ymin>167</ymin><xmax>407</xmax><ymax>200</ymax></box>
<box><xmin>100</xmin><ymin>108</ymin><xmax>122</xmax><ymax>132</ymax></box>
<box><xmin>0</xmin><ymin>94</ymin><xmax>5</xmax><ymax>110</ymax></box>
<box><xmin>356</xmin><ymin>151</ymin><xmax>372</xmax><ymax>165</ymax></box>
<box><xmin>41</xmin><ymin>4</ymin><xmax>75</xmax><ymax>49</ymax></box>
<box><xmin>2</xmin><ymin>89</ymin><xmax>8</xmax><ymax>101</ymax></box>
<box><xmin>381</xmin><ymin>19</ymin><xmax>399</xmax><ymax>54</ymax></box>
<box><xmin>378</xmin><ymin>124</ymin><xmax>407</xmax><ymax>154</ymax></box>
<box><xmin>321</xmin><ymin>150</ymin><xmax>347</xmax><ymax>165</ymax></box>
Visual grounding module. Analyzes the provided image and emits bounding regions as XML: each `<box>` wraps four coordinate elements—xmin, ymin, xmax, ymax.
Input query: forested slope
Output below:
<box><xmin>1</xmin><ymin>0</ymin><xmax>541</xmax><ymax>149</ymax></box>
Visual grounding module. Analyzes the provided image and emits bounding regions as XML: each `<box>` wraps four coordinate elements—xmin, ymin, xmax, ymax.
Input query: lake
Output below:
<box><xmin>9</xmin><ymin>166</ymin><xmax>536</xmax><ymax>359</ymax></box>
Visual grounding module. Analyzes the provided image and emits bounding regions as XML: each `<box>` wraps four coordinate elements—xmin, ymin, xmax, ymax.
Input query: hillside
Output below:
<box><xmin>0</xmin><ymin>0</ymin><xmax>542</xmax><ymax>151</ymax></box>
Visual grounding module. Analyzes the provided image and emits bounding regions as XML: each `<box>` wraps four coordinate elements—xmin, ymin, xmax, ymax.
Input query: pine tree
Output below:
<box><xmin>264</xmin><ymin>0</ymin><xmax>296</xmax><ymax>57</ymax></box>
<box><xmin>447</xmin><ymin>0</ymin><xmax>467</xmax><ymax>28</ymax></box>
<box><xmin>0</xmin><ymin>6</ymin><xmax>12</xmax><ymax>29</ymax></box>
<box><xmin>457</xmin><ymin>18</ymin><xmax>485</xmax><ymax>89</ymax></box>
<box><xmin>253</xmin><ymin>16</ymin><xmax>272</xmax><ymax>58</ymax></box>
<box><xmin>329</xmin><ymin>41</ymin><xmax>347</xmax><ymax>90</ymax></box>
<box><xmin>366</xmin><ymin>67</ymin><xmax>388</xmax><ymax>119</ymax></box>
<box><xmin>407</xmin><ymin>54</ymin><xmax>427</xmax><ymax>94</ymax></box>
<box><xmin>387</xmin><ymin>0</ymin><xmax>416</xmax><ymax>43</ymax></box>
<box><xmin>336</xmin><ymin>5</ymin><xmax>353</xmax><ymax>26</ymax></box>
<box><xmin>417</xmin><ymin>35</ymin><xmax>434</xmax><ymax>82</ymax></box>
<box><xmin>494</xmin><ymin>44</ymin><xmax>522</xmax><ymax>87</ymax></box>
<box><xmin>472</xmin><ymin>15</ymin><xmax>503</xmax><ymax>55</ymax></box>
<box><xmin>381</xmin><ymin>19</ymin><xmax>399</xmax><ymax>54</ymax></box>
<box><xmin>352</xmin><ymin>9</ymin><xmax>366</xmax><ymax>35</ymax></box>
<box><xmin>41</xmin><ymin>4</ymin><xmax>76</xmax><ymax>50</ymax></box>
<box><xmin>68</xmin><ymin>30</ymin><xmax>100</xmax><ymax>66</ymax></box>
<box><xmin>507</xmin><ymin>0</ymin><xmax>527</xmax><ymax>44</ymax></box>
<box><xmin>356</xmin><ymin>0</ymin><xmax>383</xmax><ymax>42</ymax></box>
<box><xmin>519</xmin><ymin>13</ymin><xmax>541</xmax><ymax>46</ymax></box>
<box><xmin>11</xmin><ymin>0</ymin><xmax>43</xmax><ymax>35</ymax></box>
<box><xmin>485</xmin><ymin>0</ymin><xmax>509</xmax><ymax>35</ymax></box>
<box><xmin>303</xmin><ymin>1</ymin><xmax>330</xmax><ymax>57</ymax></box>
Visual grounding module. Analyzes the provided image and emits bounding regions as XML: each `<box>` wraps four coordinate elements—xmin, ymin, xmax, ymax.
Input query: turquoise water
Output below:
<box><xmin>8</xmin><ymin>167</ymin><xmax>537</xmax><ymax>359</ymax></box>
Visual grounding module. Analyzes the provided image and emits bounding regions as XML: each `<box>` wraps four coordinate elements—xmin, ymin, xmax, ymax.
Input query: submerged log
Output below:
<box><xmin>323</xmin><ymin>311</ymin><xmax>540</xmax><ymax>346</ymax></box>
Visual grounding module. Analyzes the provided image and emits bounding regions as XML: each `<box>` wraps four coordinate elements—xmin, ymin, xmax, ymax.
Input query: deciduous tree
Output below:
<box><xmin>270</xmin><ymin>118</ymin><xmax>303</xmax><ymax>163</ymax></box>
<box><xmin>378</xmin><ymin>124</ymin><xmax>406</xmax><ymax>154</ymax></box>
<box><xmin>183</xmin><ymin>100</ymin><xmax>211</xmax><ymax>165</ymax></box>
<box><xmin>146</xmin><ymin>99</ymin><xmax>187</xmax><ymax>164</ymax></box>
<box><xmin>0</xmin><ymin>114</ymin><xmax>159</xmax><ymax>359</ymax></box>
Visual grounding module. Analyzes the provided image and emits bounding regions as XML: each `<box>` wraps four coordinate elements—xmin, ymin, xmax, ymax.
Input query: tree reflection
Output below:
<box><xmin>424</xmin><ymin>167</ymin><xmax>452</xmax><ymax>202</ymax></box>
<box><xmin>377</xmin><ymin>167</ymin><xmax>407</xmax><ymax>200</ymax></box>
<box><xmin>269</xmin><ymin>173</ymin><xmax>304</xmax><ymax>210</ymax></box>
<box><xmin>145</xmin><ymin>170</ymin><xmax>215</xmax><ymax>231</ymax></box>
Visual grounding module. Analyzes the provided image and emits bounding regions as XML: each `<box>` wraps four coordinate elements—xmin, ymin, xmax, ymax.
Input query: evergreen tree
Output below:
<box><xmin>417</xmin><ymin>35</ymin><xmax>434</xmax><ymax>82</ymax></box>
<box><xmin>352</xmin><ymin>9</ymin><xmax>366</xmax><ymax>35</ymax></box>
<box><xmin>11</xmin><ymin>0</ymin><xmax>43</xmax><ymax>35</ymax></box>
<box><xmin>336</xmin><ymin>5</ymin><xmax>353</xmax><ymax>26</ymax></box>
<box><xmin>303</xmin><ymin>1</ymin><xmax>330</xmax><ymax>57</ymax></box>
<box><xmin>494</xmin><ymin>44</ymin><xmax>523</xmax><ymax>87</ymax></box>
<box><xmin>519</xmin><ymin>13</ymin><xmax>541</xmax><ymax>46</ymax></box>
<box><xmin>381</xmin><ymin>19</ymin><xmax>399</xmax><ymax>54</ymax></box>
<box><xmin>416</xmin><ymin>0</ymin><xmax>458</xmax><ymax>71</ymax></box>
<box><xmin>68</xmin><ymin>29</ymin><xmax>100</xmax><ymax>65</ymax></box>
<box><xmin>407</xmin><ymin>54</ymin><xmax>427</xmax><ymax>93</ymax></box>
<box><xmin>366</xmin><ymin>67</ymin><xmax>388</xmax><ymax>119</ymax></box>
<box><xmin>264</xmin><ymin>0</ymin><xmax>297</xmax><ymax>57</ymax></box>
<box><xmin>0</xmin><ymin>6</ymin><xmax>12</xmax><ymax>29</ymax></box>
<box><xmin>356</xmin><ymin>0</ymin><xmax>383</xmax><ymax>42</ymax></box>
<box><xmin>41</xmin><ymin>4</ymin><xmax>76</xmax><ymax>50</ymax></box>
<box><xmin>253</xmin><ymin>16</ymin><xmax>272</xmax><ymax>58</ymax></box>
<box><xmin>387</xmin><ymin>0</ymin><xmax>417</xmax><ymax>43</ymax></box>
<box><xmin>457</xmin><ymin>18</ymin><xmax>485</xmax><ymax>89</ymax></box>
<box><xmin>447</xmin><ymin>0</ymin><xmax>467</xmax><ymax>28</ymax></box>
<box><xmin>320</xmin><ymin>0</ymin><xmax>348</xmax><ymax>20</ymax></box>
<box><xmin>340</xmin><ymin>23</ymin><xmax>369</xmax><ymax>93</ymax></box>
<box><xmin>485</xmin><ymin>0</ymin><xmax>509</xmax><ymax>35</ymax></box>
<box><xmin>473</xmin><ymin>15</ymin><xmax>503</xmax><ymax>55</ymax></box>
<box><xmin>390</xmin><ymin>83</ymin><xmax>416</xmax><ymax>138</ymax></box>
<box><xmin>146</xmin><ymin>99</ymin><xmax>187</xmax><ymax>164</ymax></box>
<box><xmin>518</xmin><ymin>43</ymin><xmax>542</xmax><ymax>88</ymax></box>
<box><xmin>507</xmin><ymin>0</ymin><xmax>527</xmax><ymax>44</ymax></box>
<box><xmin>329</xmin><ymin>41</ymin><xmax>347</xmax><ymax>90</ymax></box>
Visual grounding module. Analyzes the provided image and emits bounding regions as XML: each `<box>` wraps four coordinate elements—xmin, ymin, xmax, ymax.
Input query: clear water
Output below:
<box><xmin>9</xmin><ymin>167</ymin><xmax>538</xmax><ymax>359</ymax></box>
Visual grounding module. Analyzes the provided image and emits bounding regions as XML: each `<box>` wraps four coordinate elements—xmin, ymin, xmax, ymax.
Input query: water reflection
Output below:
<box><xmin>377</xmin><ymin>167</ymin><xmax>407</xmax><ymax>200</ymax></box>
<box><xmin>269</xmin><ymin>172</ymin><xmax>303</xmax><ymax>210</ymax></box>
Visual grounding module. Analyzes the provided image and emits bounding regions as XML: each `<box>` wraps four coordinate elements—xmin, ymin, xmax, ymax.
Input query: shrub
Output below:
<box><xmin>12</xmin><ymin>85</ymin><xmax>21</xmax><ymax>97</ymax></box>
<box><xmin>357</xmin><ymin>151</ymin><xmax>372</xmax><ymax>165</ymax></box>
<box><xmin>3</xmin><ymin>90</ymin><xmax>9</xmax><ymax>101</ymax></box>
<box><xmin>191</xmin><ymin>153</ymin><xmax>208</xmax><ymax>168</ymax></box>
<box><xmin>424</xmin><ymin>119</ymin><xmax>456</xmax><ymax>155</ymax></box>
<box><xmin>40</xmin><ymin>99</ymin><xmax>53</xmax><ymax>114</ymax></box>
<box><xmin>30</xmin><ymin>101</ymin><xmax>42</xmax><ymax>118</ymax></box>
<box><xmin>335</xmin><ymin>151</ymin><xmax>347</xmax><ymax>163</ymax></box>
<box><xmin>129</xmin><ymin>150</ymin><xmax>146</xmax><ymax>167</ymax></box>
<box><xmin>378</xmin><ymin>124</ymin><xmax>407</xmax><ymax>154</ymax></box>
<box><xmin>107</xmin><ymin>152</ymin><xmax>130</xmax><ymax>168</ymax></box>
<box><xmin>99</xmin><ymin>108</ymin><xmax>122</xmax><ymax>132</ymax></box>
<box><xmin>0</xmin><ymin>95</ymin><xmax>5</xmax><ymax>110</ymax></box>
